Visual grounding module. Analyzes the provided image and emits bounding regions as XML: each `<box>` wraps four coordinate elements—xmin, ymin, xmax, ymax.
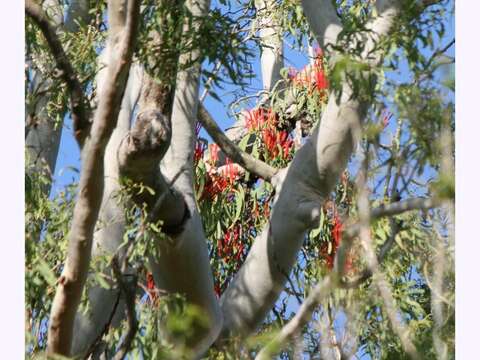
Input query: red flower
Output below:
<box><xmin>280</xmin><ymin>132</ymin><xmax>294</xmax><ymax>159</ymax></box>
<box><xmin>224</xmin><ymin>159</ymin><xmax>238</xmax><ymax>185</ymax></box>
<box><xmin>292</xmin><ymin>68</ymin><xmax>312</xmax><ymax>88</ymax></box>
<box><xmin>332</xmin><ymin>213</ymin><xmax>343</xmax><ymax>249</ymax></box>
<box><xmin>235</xmin><ymin>242</ymin><xmax>244</xmax><ymax>261</ymax></box>
<box><xmin>262</xmin><ymin>128</ymin><xmax>277</xmax><ymax>156</ymax></box>
<box><xmin>202</xmin><ymin>173</ymin><xmax>229</xmax><ymax>200</ymax></box>
<box><xmin>245</xmin><ymin>108</ymin><xmax>277</xmax><ymax>131</ymax></box>
<box><xmin>245</xmin><ymin>109</ymin><xmax>259</xmax><ymax>131</ymax></box>
<box><xmin>313</xmin><ymin>66</ymin><xmax>328</xmax><ymax>91</ymax></box>
<box><xmin>194</xmin><ymin>141</ymin><xmax>206</xmax><ymax>164</ymax></box>
<box><xmin>262</xmin><ymin>129</ymin><xmax>293</xmax><ymax>160</ymax></box>
<box><xmin>318</xmin><ymin>207</ymin><xmax>345</xmax><ymax>271</ymax></box>
<box><xmin>290</xmin><ymin>47</ymin><xmax>328</xmax><ymax>93</ymax></box>
<box><xmin>263</xmin><ymin>201</ymin><xmax>270</xmax><ymax>218</ymax></box>
<box><xmin>200</xmin><ymin>158</ymin><xmax>242</xmax><ymax>201</ymax></box>
<box><xmin>218</xmin><ymin>231</ymin><xmax>228</xmax><ymax>257</ymax></box>
<box><xmin>312</xmin><ymin>49</ymin><xmax>328</xmax><ymax>91</ymax></box>
<box><xmin>245</xmin><ymin>108</ymin><xmax>265</xmax><ymax>131</ymax></box>
<box><xmin>218</xmin><ymin>224</ymin><xmax>242</xmax><ymax>260</ymax></box>
<box><xmin>146</xmin><ymin>272</ymin><xmax>158</xmax><ymax>303</ymax></box>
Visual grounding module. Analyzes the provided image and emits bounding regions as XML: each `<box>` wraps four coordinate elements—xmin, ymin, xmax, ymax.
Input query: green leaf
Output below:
<box><xmin>36</xmin><ymin>259</ymin><xmax>57</xmax><ymax>286</ymax></box>
<box><xmin>231</xmin><ymin>186</ymin><xmax>244</xmax><ymax>226</ymax></box>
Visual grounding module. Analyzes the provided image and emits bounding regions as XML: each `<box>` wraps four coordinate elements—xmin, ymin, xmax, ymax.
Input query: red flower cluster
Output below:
<box><xmin>208</xmin><ymin>143</ymin><xmax>220</xmax><ymax>165</ymax></box>
<box><xmin>244</xmin><ymin>107</ymin><xmax>293</xmax><ymax>161</ymax></box>
<box><xmin>217</xmin><ymin>224</ymin><xmax>244</xmax><ymax>262</ymax></box>
<box><xmin>289</xmin><ymin>47</ymin><xmax>329</xmax><ymax>94</ymax></box>
<box><xmin>262</xmin><ymin>128</ymin><xmax>293</xmax><ymax>160</ymax></box>
<box><xmin>213</xmin><ymin>224</ymin><xmax>245</xmax><ymax>297</ymax></box>
<box><xmin>245</xmin><ymin>107</ymin><xmax>277</xmax><ymax>131</ymax></box>
<box><xmin>319</xmin><ymin>207</ymin><xmax>355</xmax><ymax>273</ymax></box>
<box><xmin>319</xmin><ymin>212</ymin><xmax>343</xmax><ymax>270</ymax></box>
<box><xmin>200</xmin><ymin>158</ymin><xmax>239</xmax><ymax>200</ymax></box>
<box><xmin>194</xmin><ymin>141</ymin><xmax>207</xmax><ymax>165</ymax></box>
<box><xmin>146</xmin><ymin>272</ymin><xmax>158</xmax><ymax>303</ymax></box>
<box><xmin>222</xmin><ymin>159</ymin><xmax>238</xmax><ymax>181</ymax></box>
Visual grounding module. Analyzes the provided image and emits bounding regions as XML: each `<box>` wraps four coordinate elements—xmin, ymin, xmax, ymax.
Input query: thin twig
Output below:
<box><xmin>255</xmin><ymin>275</ymin><xmax>337</xmax><ymax>360</ymax></box>
<box><xmin>356</xmin><ymin>147</ymin><xmax>420</xmax><ymax>360</ymax></box>
<box><xmin>111</xmin><ymin>257</ymin><xmax>138</xmax><ymax>360</ymax></box>
<box><xmin>371</xmin><ymin>196</ymin><xmax>441</xmax><ymax>218</ymax></box>
<box><xmin>25</xmin><ymin>0</ymin><xmax>90</xmax><ymax>146</ymax></box>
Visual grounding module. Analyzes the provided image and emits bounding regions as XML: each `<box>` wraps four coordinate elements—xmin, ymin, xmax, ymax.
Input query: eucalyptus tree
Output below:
<box><xmin>25</xmin><ymin>0</ymin><xmax>454</xmax><ymax>359</ymax></box>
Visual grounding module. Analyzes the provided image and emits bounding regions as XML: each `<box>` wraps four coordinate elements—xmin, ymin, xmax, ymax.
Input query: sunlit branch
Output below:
<box><xmin>198</xmin><ymin>104</ymin><xmax>278</xmax><ymax>181</ymax></box>
<box><xmin>25</xmin><ymin>0</ymin><xmax>90</xmax><ymax>146</ymax></box>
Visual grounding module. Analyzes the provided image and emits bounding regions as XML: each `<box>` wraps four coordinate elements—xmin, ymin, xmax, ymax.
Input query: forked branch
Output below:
<box><xmin>46</xmin><ymin>0</ymin><xmax>141</xmax><ymax>356</ymax></box>
<box><xmin>25</xmin><ymin>0</ymin><xmax>90</xmax><ymax>146</ymax></box>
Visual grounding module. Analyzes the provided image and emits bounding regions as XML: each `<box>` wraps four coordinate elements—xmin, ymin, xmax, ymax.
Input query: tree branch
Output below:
<box><xmin>300</xmin><ymin>0</ymin><xmax>342</xmax><ymax>50</ymax></box>
<box><xmin>25</xmin><ymin>0</ymin><xmax>90</xmax><ymax>146</ymax></box>
<box><xmin>111</xmin><ymin>257</ymin><xmax>138</xmax><ymax>360</ymax></box>
<box><xmin>371</xmin><ymin>196</ymin><xmax>441</xmax><ymax>219</ymax></box>
<box><xmin>219</xmin><ymin>0</ymin><xmax>422</xmax><ymax>341</ymax></box>
<box><xmin>70</xmin><ymin>63</ymin><xmax>143</xmax><ymax>356</ymax></box>
<box><xmin>255</xmin><ymin>180</ymin><xmax>438</xmax><ymax>358</ymax></box>
<box><xmin>355</xmin><ymin>160</ymin><xmax>420</xmax><ymax>360</ymax></box>
<box><xmin>197</xmin><ymin>104</ymin><xmax>278</xmax><ymax>181</ymax></box>
<box><xmin>255</xmin><ymin>275</ymin><xmax>337</xmax><ymax>360</ymax></box>
<box><xmin>146</xmin><ymin>0</ymin><xmax>223</xmax><ymax>355</ymax></box>
<box><xmin>255</xmin><ymin>0</ymin><xmax>284</xmax><ymax>91</ymax></box>
<box><xmin>46</xmin><ymin>0</ymin><xmax>141</xmax><ymax>356</ymax></box>
<box><xmin>117</xmin><ymin>110</ymin><xmax>189</xmax><ymax>234</ymax></box>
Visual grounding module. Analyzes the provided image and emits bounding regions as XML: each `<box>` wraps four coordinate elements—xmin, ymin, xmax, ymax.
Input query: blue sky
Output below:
<box><xmin>47</xmin><ymin>1</ymin><xmax>454</xmax><ymax>357</ymax></box>
<box><xmin>52</xmin><ymin>0</ymin><xmax>455</xmax><ymax>193</ymax></box>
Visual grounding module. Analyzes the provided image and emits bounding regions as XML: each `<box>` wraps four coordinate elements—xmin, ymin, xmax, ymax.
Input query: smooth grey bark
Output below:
<box><xmin>74</xmin><ymin>0</ymin><xmax>222</xmax><ymax>355</ymax></box>
<box><xmin>26</xmin><ymin>0</ymin><xmax>90</xmax><ymax>189</ymax></box>
<box><xmin>300</xmin><ymin>0</ymin><xmax>342</xmax><ymax>50</ymax></box>
<box><xmin>144</xmin><ymin>0</ymin><xmax>223</xmax><ymax>355</ymax></box>
<box><xmin>71</xmin><ymin>62</ymin><xmax>144</xmax><ymax>356</ymax></box>
<box><xmin>219</xmin><ymin>0</ymin><xmax>405</xmax><ymax>338</ymax></box>
<box><xmin>255</xmin><ymin>0</ymin><xmax>284</xmax><ymax>92</ymax></box>
<box><xmin>220</xmin><ymin>87</ymin><xmax>363</xmax><ymax>335</ymax></box>
<box><xmin>47</xmin><ymin>0</ymin><xmax>141</xmax><ymax>355</ymax></box>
